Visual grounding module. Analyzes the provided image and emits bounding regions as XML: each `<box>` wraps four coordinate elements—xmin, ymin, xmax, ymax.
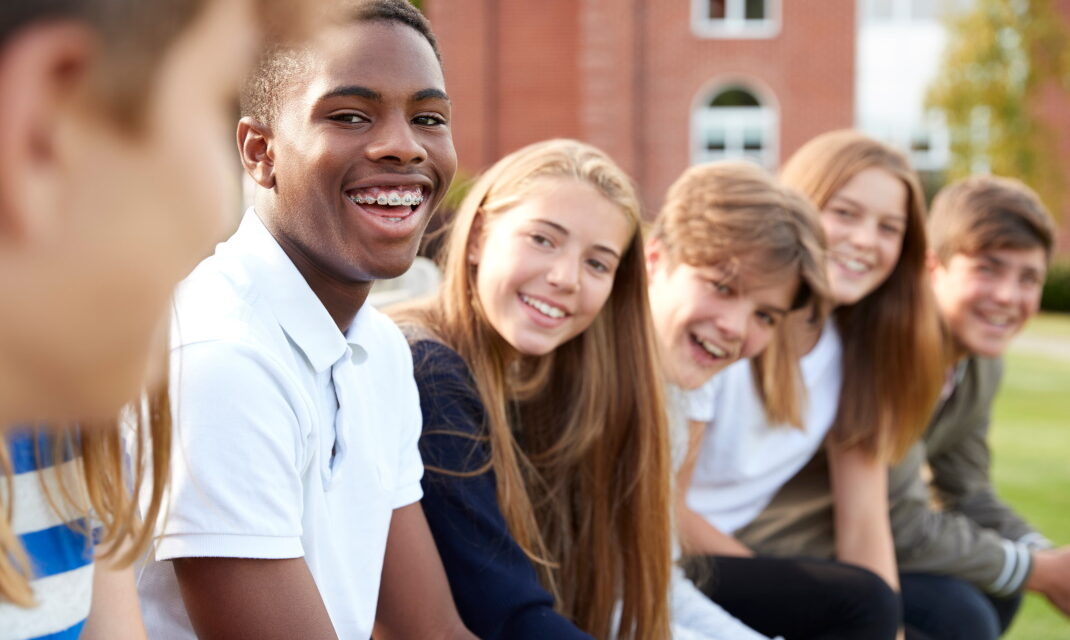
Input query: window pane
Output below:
<box><xmin>743</xmin><ymin>126</ymin><xmax>764</xmax><ymax>150</ymax></box>
<box><xmin>745</xmin><ymin>0</ymin><xmax>766</xmax><ymax>20</ymax></box>
<box><xmin>870</xmin><ymin>0</ymin><xmax>895</xmax><ymax>19</ymax></box>
<box><xmin>709</xmin><ymin>0</ymin><xmax>727</xmax><ymax>19</ymax></box>
<box><xmin>710</xmin><ymin>88</ymin><xmax>761</xmax><ymax>108</ymax></box>
<box><xmin>910</xmin><ymin>131</ymin><xmax>931</xmax><ymax>153</ymax></box>
<box><xmin>706</xmin><ymin>127</ymin><xmax>727</xmax><ymax>151</ymax></box>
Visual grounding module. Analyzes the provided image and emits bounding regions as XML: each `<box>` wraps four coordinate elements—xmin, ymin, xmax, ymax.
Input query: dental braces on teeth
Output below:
<box><xmin>349</xmin><ymin>193</ymin><xmax>423</xmax><ymax>206</ymax></box>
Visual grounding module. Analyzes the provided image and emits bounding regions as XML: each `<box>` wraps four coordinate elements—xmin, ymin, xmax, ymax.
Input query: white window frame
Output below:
<box><xmin>691</xmin><ymin>83</ymin><xmax>779</xmax><ymax>169</ymax></box>
<box><xmin>691</xmin><ymin>0</ymin><xmax>782</xmax><ymax>39</ymax></box>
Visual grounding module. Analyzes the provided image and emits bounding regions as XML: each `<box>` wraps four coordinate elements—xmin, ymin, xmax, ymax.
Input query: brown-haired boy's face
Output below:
<box><xmin>253</xmin><ymin>19</ymin><xmax>456</xmax><ymax>284</ymax></box>
<box><xmin>0</xmin><ymin>0</ymin><xmax>259</xmax><ymax>422</ymax></box>
<box><xmin>930</xmin><ymin>247</ymin><xmax>1047</xmax><ymax>358</ymax></box>
<box><xmin>646</xmin><ymin>244</ymin><xmax>795</xmax><ymax>390</ymax></box>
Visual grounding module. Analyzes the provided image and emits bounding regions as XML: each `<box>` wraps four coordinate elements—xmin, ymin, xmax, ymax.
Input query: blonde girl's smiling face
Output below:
<box><xmin>820</xmin><ymin>167</ymin><xmax>908</xmax><ymax>306</ymax></box>
<box><xmin>470</xmin><ymin>178</ymin><xmax>633</xmax><ymax>356</ymax></box>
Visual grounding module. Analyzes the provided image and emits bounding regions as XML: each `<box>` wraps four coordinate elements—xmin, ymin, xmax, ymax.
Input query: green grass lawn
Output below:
<box><xmin>991</xmin><ymin>313</ymin><xmax>1070</xmax><ymax>639</ymax></box>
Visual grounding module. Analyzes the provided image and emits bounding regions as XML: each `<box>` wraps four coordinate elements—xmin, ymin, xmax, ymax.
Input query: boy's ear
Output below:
<box><xmin>645</xmin><ymin>238</ymin><xmax>664</xmax><ymax>274</ymax></box>
<box><xmin>924</xmin><ymin>248</ymin><xmax>943</xmax><ymax>277</ymax></box>
<box><xmin>0</xmin><ymin>22</ymin><xmax>96</xmax><ymax>243</ymax></box>
<box><xmin>237</xmin><ymin>116</ymin><xmax>276</xmax><ymax>189</ymax></box>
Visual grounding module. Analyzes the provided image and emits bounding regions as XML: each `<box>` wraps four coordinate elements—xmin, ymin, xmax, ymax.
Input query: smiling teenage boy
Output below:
<box><xmin>888</xmin><ymin>174</ymin><xmax>1070</xmax><ymax>639</ymax></box>
<box><xmin>136</xmin><ymin>2</ymin><xmax>474</xmax><ymax>639</ymax></box>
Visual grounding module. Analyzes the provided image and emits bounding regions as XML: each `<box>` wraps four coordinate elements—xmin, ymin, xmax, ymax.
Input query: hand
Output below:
<box><xmin>1027</xmin><ymin>546</ymin><xmax>1070</xmax><ymax>617</ymax></box>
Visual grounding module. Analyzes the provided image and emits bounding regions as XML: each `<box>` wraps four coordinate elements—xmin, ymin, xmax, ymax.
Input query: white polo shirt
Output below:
<box><xmin>684</xmin><ymin>321</ymin><xmax>842</xmax><ymax>535</ymax></box>
<box><xmin>137</xmin><ymin>210</ymin><xmax>424</xmax><ymax>639</ymax></box>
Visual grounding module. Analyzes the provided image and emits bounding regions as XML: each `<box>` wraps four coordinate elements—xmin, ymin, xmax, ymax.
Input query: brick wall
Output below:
<box><xmin>427</xmin><ymin>0</ymin><xmax>856</xmax><ymax>214</ymax></box>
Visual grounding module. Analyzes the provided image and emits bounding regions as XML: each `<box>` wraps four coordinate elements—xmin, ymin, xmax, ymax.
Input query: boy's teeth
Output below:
<box><xmin>521</xmin><ymin>294</ymin><xmax>565</xmax><ymax>319</ymax></box>
<box><xmin>347</xmin><ymin>187</ymin><xmax>424</xmax><ymax>207</ymax></box>
<box><xmin>982</xmin><ymin>313</ymin><xmax>1011</xmax><ymax>327</ymax></box>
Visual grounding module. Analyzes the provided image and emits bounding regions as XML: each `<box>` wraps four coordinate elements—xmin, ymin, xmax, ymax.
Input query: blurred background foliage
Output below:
<box><xmin>928</xmin><ymin>0</ymin><xmax>1070</xmax><ymax>222</ymax></box>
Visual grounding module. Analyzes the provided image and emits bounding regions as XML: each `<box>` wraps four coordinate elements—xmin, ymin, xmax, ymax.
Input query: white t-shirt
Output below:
<box><xmin>684</xmin><ymin>321</ymin><xmax>842</xmax><ymax>535</ymax></box>
<box><xmin>137</xmin><ymin>210</ymin><xmax>424</xmax><ymax>639</ymax></box>
<box><xmin>664</xmin><ymin>386</ymin><xmax>776</xmax><ymax>640</ymax></box>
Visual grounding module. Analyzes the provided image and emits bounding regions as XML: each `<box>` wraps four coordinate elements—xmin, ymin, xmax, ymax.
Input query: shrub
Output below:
<box><xmin>1041</xmin><ymin>261</ymin><xmax>1070</xmax><ymax>312</ymax></box>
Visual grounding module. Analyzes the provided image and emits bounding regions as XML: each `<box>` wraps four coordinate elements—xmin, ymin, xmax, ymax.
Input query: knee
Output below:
<box><xmin>901</xmin><ymin>574</ymin><xmax>1001</xmax><ymax>640</ymax></box>
<box><xmin>850</xmin><ymin>569</ymin><xmax>901</xmax><ymax>634</ymax></box>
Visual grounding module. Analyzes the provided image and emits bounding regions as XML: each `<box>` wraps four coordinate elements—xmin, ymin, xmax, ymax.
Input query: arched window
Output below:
<box><xmin>692</xmin><ymin>84</ymin><xmax>778</xmax><ymax>168</ymax></box>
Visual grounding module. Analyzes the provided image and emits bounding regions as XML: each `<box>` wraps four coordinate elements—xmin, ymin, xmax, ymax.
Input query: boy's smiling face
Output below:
<box><xmin>255</xmin><ymin>20</ymin><xmax>456</xmax><ymax>284</ymax></box>
<box><xmin>0</xmin><ymin>0</ymin><xmax>261</xmax><ymax>422</ymax></box>
<box><xmin>930</xmin><ymin>247</ymin><xmax>1047</xmax><ymax>358</ymax></box>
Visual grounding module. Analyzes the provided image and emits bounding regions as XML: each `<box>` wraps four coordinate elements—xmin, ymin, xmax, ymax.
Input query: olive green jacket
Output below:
<box><xmin>736</xmin><ymin>357</ymin><xmax>1048</xmax><ymax>596</ymax></box>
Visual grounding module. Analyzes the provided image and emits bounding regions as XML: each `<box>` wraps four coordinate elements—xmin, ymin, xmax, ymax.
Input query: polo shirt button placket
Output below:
<box><xmin>324</xmin><ymin>352</ymin><xmax>356</xmax><ymax>491</ymax></box>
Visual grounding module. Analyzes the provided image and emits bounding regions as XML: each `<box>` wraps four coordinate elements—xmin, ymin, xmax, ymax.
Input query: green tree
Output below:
<box><xmin>927</xmin><ymin>0</ymin><xmax>1070</xmax><ymax>218</ymax></box>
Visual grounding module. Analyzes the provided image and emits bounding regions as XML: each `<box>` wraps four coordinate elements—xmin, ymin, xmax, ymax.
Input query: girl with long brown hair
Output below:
<box><xmin>393</xmin><ymin>138</ymin><xmax>672</xmax><ymax>640</ymax></box>
<box><xmin>680</xmin><ymin>130</ymin><xmax>945</xmax><ymax>639</ymax></box>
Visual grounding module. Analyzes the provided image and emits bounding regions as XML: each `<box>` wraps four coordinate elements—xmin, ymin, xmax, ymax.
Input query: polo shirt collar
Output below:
<box><xmin>229</xmin><ymin>208</ymin><xmax>349</xmax><ymax>373</ymax></box>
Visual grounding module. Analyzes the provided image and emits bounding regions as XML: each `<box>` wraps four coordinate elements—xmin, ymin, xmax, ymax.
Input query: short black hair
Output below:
<box><xmin>240</xmin><ymin>0</ymin><xmax>441</xmax><ymax>126</ymax></box>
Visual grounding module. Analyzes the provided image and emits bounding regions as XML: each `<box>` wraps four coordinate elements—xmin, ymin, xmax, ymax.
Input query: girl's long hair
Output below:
<box><xmin>394</xmin><ymin>139</ymin><xmax>672</xmax><ymax>640</ymax></box>
<box><xmin>780</xmin><ymin>130</ymin><xmax>945</xmax><ymax>461</ymax></box>
<box><xmin>0</xmin><ymin>367</ymin><xmax>172</xmax><ymax>606</ymax></box>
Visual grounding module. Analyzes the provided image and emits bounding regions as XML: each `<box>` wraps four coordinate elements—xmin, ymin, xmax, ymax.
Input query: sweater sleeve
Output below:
<box><xmin>926</xmin><ymin>359</ymin><xmax>1049</xmax><ymax>549</ymax></box>
<box><xmin>889</xmin><ymin>444</ymin><xmax>1032</xmax><ymax>597</ymax></box>
<box><xmin>410</xmin><ymin>340</ymin><xmax>593</xmax><ymax>640</ymax></box>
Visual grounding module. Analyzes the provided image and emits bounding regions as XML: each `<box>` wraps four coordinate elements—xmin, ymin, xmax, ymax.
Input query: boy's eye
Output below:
<box><xmin>755</xmin><ymin>311</ymin><xmax>776</xmax><ymax>327</ymax></box>
<box><xmin>830</xmin><ymin>207</ymin><xmax>855</xmax><ymax>219</ymax></box>
<box><xmin>329</xmin><ymin>113</ymin><xmax>368</xmax><ymax>124</ymax></box>
<box><xmin>711</xmin><ymin>281</ymin><xmax>733</xmax><ymax>296</ymax></box>
<box><xmin>413</xmin><ymin>114</ymin><xmax>447</xmax><ymax>126</ymax></box>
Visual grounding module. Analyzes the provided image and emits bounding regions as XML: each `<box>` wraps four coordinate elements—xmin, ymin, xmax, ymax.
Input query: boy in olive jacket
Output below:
<box><xmin>736</xmin><ymin>175</ymin><xmax>1069</xmax><ymax>639</ymax></box>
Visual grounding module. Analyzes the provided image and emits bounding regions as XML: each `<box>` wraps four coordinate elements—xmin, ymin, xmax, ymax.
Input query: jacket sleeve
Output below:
<box><xmin>411</xmin><ymin>340</ymin><xmax>593</xmax><ymax>640</ymax></box>
<box><xmin>926</xmin><ymin>359</ymin><xmax>1050</xmax><ymax>549</ymax></box>
<box><xmin>889</xmin><ymin>443</ymin><xmax>1033</xmax><ymax>597</ymax></box>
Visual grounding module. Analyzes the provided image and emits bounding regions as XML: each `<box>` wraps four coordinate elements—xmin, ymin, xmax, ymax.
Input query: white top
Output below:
<box><xmin>664</xmin><ymin>387</ymin><xmax>776</xmax><ymax>640</ymax></box>
<box><xmin>137</xmin><ymin>210</ymin><xmax>424</xmax><ymax>639</ymax></box>
<box><xmin>685</xmin><ymin>321</ymin><xmax>843</xmax><ymax>535</ymax></box>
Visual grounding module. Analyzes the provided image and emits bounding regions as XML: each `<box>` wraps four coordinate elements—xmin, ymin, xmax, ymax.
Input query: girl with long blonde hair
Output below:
<box><xmin>393</xmin><ymin>138</ymin><xmax>672</xmax><ymax>640</ymax></box>
<box><xmin>680</xmin><ymin>131</ymin><xmax>945</xmax><ymax>640</ymax></box>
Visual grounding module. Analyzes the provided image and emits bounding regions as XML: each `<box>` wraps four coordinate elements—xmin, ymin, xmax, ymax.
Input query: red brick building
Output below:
<box><xmin>1038</xmin><ymin>0</ymin><xmax>1070</xmax><ymax>251</ymax></box>
<box><xmin>426</xmin><ymin>0</ymin><xmax>856</xmax><ymax>212</ymax></box>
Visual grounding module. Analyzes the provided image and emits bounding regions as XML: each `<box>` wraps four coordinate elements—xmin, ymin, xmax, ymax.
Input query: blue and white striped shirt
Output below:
<box><xmin>1</xmin><ymin>428</ymin><xmax>93</xmax><ymax>640</ymax></box>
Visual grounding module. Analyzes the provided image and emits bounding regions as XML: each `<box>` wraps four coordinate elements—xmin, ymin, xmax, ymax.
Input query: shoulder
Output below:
<box><xmin>409</xmin><ymin>338</ymin><xmax>473</xmax><ymax>386</ymax></box>
<box><xmin>968</xmin><ymin>356</ymin><xmax>1004</xmax><ymax>397</ymax></box>
<box><xmin>172</xmin><ymin>253</ymin><xmax>277</xmax><ymax>351</ymax></box>
<box><xmin>408</xmin><ymin>339</ymin><xmax>486</xmax><ymax>447</ymax></box>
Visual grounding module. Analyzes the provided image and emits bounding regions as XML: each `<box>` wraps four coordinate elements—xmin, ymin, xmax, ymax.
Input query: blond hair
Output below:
<box><xmin>650</xmin><ymin>161</ymin><xmax>830</xmax><ymax>427</ymax></box>
<box><xmin>395</xmin><ymin>139</ymin><xmax>672</xmax><ymax>640</ymax></box>
<box><xmin>1</xmin><ymin>379</ymin><xmax>171</xmax><ymax>606</ymax></box>
<box><xmin>780</xmin><ymin>130</ymin><xmax>945</xmax><ymax>462</ymax></box>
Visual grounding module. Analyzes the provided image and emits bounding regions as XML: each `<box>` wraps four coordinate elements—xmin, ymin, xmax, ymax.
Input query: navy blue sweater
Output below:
<box><xmin>411</xmin><ymin>339</ymin><xmax>593</xmax><ymax>640</ymax></box>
